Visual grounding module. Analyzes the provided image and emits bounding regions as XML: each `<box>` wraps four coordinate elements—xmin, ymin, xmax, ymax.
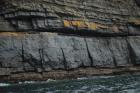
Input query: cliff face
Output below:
<box><xmin>0</xmin><ymin>0</ymin><xmax>140</xmax><ymax>35</ymax></box>
<box><xmin>0</xmin><ymin>0</ymin><xmax>140</xmax><ymax>81</ymax></box>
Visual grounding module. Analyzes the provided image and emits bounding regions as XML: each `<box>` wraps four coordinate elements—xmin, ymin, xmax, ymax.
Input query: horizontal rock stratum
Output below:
<box><xmin>0</xmin><ymin>0</ymin><xmax>140</xmax><ymax>35</ymax></box>
<box><xmin>0</xmin><ymin>0</ymin><xmax>140</xmax><ymax>81</ymax></box>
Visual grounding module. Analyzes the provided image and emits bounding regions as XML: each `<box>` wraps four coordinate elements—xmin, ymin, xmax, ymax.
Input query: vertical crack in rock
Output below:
<box><xmin>61</xmin><ymin>48</ymin><xmax>68</xmax><ymax>70</ymax></box>
<box><xmin>127</xmin><ymin>38</ymin><xmax>137</xmax><ymax>65</ymax></box>
<box><xmin>21</xmin><ymin>40</ymin><xmax>25</xmax><ymax>63</ymax></box>
<box><xmin>43</xmin><ymin>52</ymin><xmax>53</xmax><ymax>69</ymax></box>
<box><xmin>38</xmin><ymin>48</ymin><xmax>44</xmax><ymax>71</ymax></box>
<box><xmin>108</xmin><ymin>37</ymin><xmax>132</xmax><ymax>67</ymax></box>
<box><xmin>107</xmin><ymin>38</ymin><xmax>117</xmax><ymax>67</ymax></box>
<box><xmin>124</xmin><ymin>38</ymin><xmax>132</xmax><ymax>65</ymax></box>
<box><xmin>127</xmin><ymin>36</ymin><xmax>140</xmax><ymax>65</ymax></box>
<box><xmin>84</xmin><ymin>38</ymin><xmax>93</xmax><ymax>67</ymax></box>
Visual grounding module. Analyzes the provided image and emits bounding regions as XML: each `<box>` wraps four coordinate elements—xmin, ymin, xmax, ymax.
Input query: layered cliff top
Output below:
<box><xmin>0</xmin><ymin>0</ymin><xmax>140</xmax><ymax>35</ymax></box>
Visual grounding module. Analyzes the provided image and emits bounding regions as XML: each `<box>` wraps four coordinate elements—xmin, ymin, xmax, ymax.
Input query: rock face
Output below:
<box><xmin>0</xmin><ymin>0</ymin><xmax>140</xmax><ymax>80</ymax></box>
<box><xmin>0</xmin><ymin>0</ymin><xmax>140</xmax><ymax>35</ymax></box>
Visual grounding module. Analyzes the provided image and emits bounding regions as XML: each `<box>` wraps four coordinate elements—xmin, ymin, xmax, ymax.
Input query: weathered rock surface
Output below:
<box><xmin>0</xmin><ymin>0</ymin><xmax>140</xmax><ymax>80</ymax></box>
<box><xmin>0</xmin><ymin>0</ymin><xmax>140</xmax><ymax>35</ymax></box>
<box><xmin>127</xmin><ymin>36</ymin><xmax>140</xmax><ymax>65</ymax></box>
<box><xmin>0</xmin><ymin>32</ymin><xmax>140</xmax><ymax>80</ymax></box>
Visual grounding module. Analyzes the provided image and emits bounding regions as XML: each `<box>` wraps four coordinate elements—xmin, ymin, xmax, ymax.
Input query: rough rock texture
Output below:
<box><xmin>0</xmin><ymin>0</ymin><xmax>140</xmax><ymax>35</ymax></box>
<box><xmin>0</xmin><ymin>0</ymin><xmax>140</xmax><ymax>80</ymax></box>
<box><xmin>0</xmin><ymin>32</ymin><xmax>140</xmax><ymax>80</ymax></box>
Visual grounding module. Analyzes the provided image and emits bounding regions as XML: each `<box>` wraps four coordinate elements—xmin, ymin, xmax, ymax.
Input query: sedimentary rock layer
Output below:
<box><xmin>0</xmin><ymin>0</ymin><xmax>140</xmax><ymax>35</ymax></box>
<box><xmin>0</xmin><ymin>32</ymin><xmax>140</xmax><ymax>80</ymax></box>
<box><xmin>0</xmin><ymin>0</ymin><xmax>140</xmax><ymax>80</ymax></box>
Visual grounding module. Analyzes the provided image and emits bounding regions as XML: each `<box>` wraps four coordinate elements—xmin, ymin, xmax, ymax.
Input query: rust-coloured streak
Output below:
<box><xmin>0</xmin><ymin>32</ymin><xmax>27</xmax><ymax>37</ymax></box>
<box><xmin>63</xmin><ymin>20</ymin><xmax>108</xmax><ymax>30</ymax></box>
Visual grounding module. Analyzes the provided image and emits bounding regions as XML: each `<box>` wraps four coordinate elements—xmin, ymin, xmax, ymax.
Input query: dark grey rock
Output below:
<box><xmin>0</xmin><ymin>17</ymin><xmax>15</xmax><ymax>31</ymax></box>
<box><xmin>108</xmin><ymin>37</ymin><xmax>131</xmax><ymax>66</ymax></box>
<box><xmin>0</xmin><ymin>35</ymin><xmax>23</xmax><ymax>68</ymax></box>
<box><xmin>41</xmin><ymin>33</ymin><xmax>65</xmax><ymax>70</ymax></box>
<box><xmin>22</xmin><ymin>34</ymin><xmax>43</xmax><ymax>71</ymax></box>
<box><xmin>58</xmin><ymin>36</ymin><xmax>91</xmax><ymax>69</ymax></box>
<box><xmin>85</xmin><ymin>37</ymin><xmax>115</xmax><ymax>67</ymax></box>
<box><xmin>0</xmin><ymin>68</ymin><xmax>11</xmax><ymax>76</ymax></box>
<box><xmin>127</xmin><ymin>36</ymin><xmax>140</xmax><ymax>65</ymax></box>
<box><xmin>0</xmin><ymin>32</ymin><xmax>140</xmax><ymax>76</ymax></box>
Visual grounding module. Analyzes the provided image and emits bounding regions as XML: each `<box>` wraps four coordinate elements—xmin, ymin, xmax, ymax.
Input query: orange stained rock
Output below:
<box><xmin>71</xmin><ymin>21</ymin><xmax>88</xmax><ymax>28</ymax></box>
<box><xmin>128</xmin><ymin>18</ymin><xmax>140</xmax><ymax>25</ymax></box>
<box><xmin>0</xmin><ymin>32</ymin><xmax>26</xmax><ymax>37</ymax></box>
<box><xmin>89</xmin><ymin>23</ymin><xmax>98</xmax><ymax>30</ymax></box>
<box><xmin>63</xmin><ymin>20</ymin><xmax>108</xmax><ymax>30</ymax></box>
<box><xmin>63</xmin><ymin>20</ymin><xmax>71</xmax><ymax>27</ymax></box>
